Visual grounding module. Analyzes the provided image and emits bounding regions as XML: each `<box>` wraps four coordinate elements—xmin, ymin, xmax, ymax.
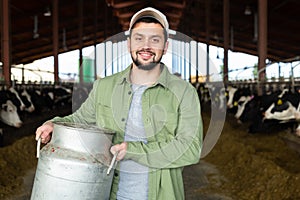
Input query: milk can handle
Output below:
<box><xmin>36</xmin><ymin>137</ymin><xmax>41</xmax><ymax>158</ymax></box>
<box><xmin>107</xmin><ymin>151</ymin><xmax>119</xmax><ymax>175</ymax></box>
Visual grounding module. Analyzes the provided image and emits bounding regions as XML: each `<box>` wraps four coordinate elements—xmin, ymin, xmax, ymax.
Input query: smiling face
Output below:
<box><xmin>128</xmin><ymin>22</ymin><xmax>168</xmax><ymax>71</ymax></box>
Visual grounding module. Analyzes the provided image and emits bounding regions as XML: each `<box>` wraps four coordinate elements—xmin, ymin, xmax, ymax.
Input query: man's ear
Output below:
<box><xmin>163</xmin><ymin>41</ymin><xmax>169</xmax><ymax>55</ymax></box>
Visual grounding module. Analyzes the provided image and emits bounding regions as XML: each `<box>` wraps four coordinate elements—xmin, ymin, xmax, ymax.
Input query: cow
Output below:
<box><xmin>226</xmin><ymin>85</ymin><xmax>238</xmax><ymax>109</ymax></box>
<box><xmin>24</xmin><ymin>84</ymin><xmax>72</xmax><ymax>113</ymax></box>
<box><xmin>226</xmin><ymin>85</ymin><xmax>252</xmax><ymax>115</ymax></box>
<box><xmin>205</xmin><ymin>82</ymin><xmax>227</xmax><ymax>112</ymax></box>
<box><xmin>0</xmin><ymin>100</ymin><xmax>23</xmax><ymax>128</ymax></box>
<box><xmin>17</xmin><ymin>87</ymin><xmax>35</xmax><ymax>113</ymax></box>
<box><xmin>53</xmin><ymin>85</ymin><xmax>72</xmax><ymax>106</ymax></box>
<box><xmin>193</xmin><ymin>82</ymin><xmax>208</xmax><ymax>105</ymax></box>
<box><xmin>26</xmin><ymin>86</ymin><xmax>54</xmax><ymax>113</ymax></box>
<box><xmin>233</xmin><ymin>87</ymin><xmax>284</xmax><ymax>123</ymax></box>
<box><xmin>8</xmin><ymin>87</ymin><xmax>26</xmax><ymax>112</ymax></box>
<box><xmin>40</xmin><ymin>85</ymin><xmax>72</xmax><ymax>108</ymax></box>
<box><xmin>0</xmin><ymin>88</ymin><xmax>23</xmax><ymax>128</ymax></box>
<box><xmin>234</xmin><ymin>95</ymin><xmax>253</xmax><ymax>122</ymax></box>
<box><xmin>264</xmin><ymin>89</ymin><xmax>299</xmax><ymax>121</ymax></box>
<box><xmin>264</xmin><ymin>101</ymin><xmax>296</xmax><ymax>121</ymax></box>
<box><xmin>240</xmin><ymin>88</ymin><xmax>300</xmax><ymax>134</ymax></box>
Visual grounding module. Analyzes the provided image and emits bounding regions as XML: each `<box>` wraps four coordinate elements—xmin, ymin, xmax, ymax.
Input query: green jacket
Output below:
<box><xmin>53</xmin><ymin>64</ymin><xmax>203</xmax><ymax>200</ymax></box>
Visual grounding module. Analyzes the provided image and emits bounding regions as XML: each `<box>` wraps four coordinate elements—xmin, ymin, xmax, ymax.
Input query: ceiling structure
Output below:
<box><xmin>1</xmin><ymin>0</ymin><xmax>300</xmax><ymax>66</ymax></box>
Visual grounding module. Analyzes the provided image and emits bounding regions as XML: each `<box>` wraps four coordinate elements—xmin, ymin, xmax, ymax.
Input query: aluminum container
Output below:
<box><xmin>30</xmin><ymin>122</ymin><xmax>115</xmax><ymax>200</ymax></box>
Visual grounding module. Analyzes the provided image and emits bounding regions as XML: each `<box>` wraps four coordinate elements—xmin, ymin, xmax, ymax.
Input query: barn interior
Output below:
<box><xmin>1</xmin><ymin>0</ymin><xmax>299</xmax><ymax>63</ymax></box>
<box><xmin>0</xmin><ymin>0</ymin><xmax>300</xmax><ymax>199</ymax></box>
<box><xmin>1</xmin><ymin>0</ymin><xmax>300</xmax><ymax>83</ymax></box>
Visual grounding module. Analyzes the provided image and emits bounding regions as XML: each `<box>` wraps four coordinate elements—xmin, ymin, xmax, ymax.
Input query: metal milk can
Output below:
<box><xmin>30</xmin><ymin>122</ymin><xmax>115</xmax><ymax>200</ymax></box>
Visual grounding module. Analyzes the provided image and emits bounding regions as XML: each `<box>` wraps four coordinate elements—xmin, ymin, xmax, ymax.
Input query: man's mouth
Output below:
<box><xmin>137</xmin><ymin>51</ymin><xmax>155</xmax><ymax>60</ymax></box>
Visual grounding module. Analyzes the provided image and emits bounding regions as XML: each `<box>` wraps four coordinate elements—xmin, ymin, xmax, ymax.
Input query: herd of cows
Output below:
<box><xmin>195</xmin><ymin>81</ymin><xmax>300</xmax><ymax>136</ymax></box>
<box><xmin>0</xmin><ymin>83</ymin><xmax>92</xmax><ymax>131</ymax></box>
<box><xmin>0</xmin><ymin>80</ymin><xmax>299</xmax><ymax>145</ymax></box>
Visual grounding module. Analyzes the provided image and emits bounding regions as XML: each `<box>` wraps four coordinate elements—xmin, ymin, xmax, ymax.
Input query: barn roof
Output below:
<box><xmin>1</xmin><ymin>0</ymin><xmax>300</xmax><ymax>65</ymax></box>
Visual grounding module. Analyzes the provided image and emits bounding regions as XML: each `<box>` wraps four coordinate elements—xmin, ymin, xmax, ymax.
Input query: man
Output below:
<box><xmin>36</xmin><ymin>7</ymin><xmax>203</xmax><ymax>200</ymax></box>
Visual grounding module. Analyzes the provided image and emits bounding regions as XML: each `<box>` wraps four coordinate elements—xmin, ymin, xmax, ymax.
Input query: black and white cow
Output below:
<box><xmin>234</xmin><ymin>95</ymin><xmax>253</xmax><ymax>122</ymax></box>
<box><xmin>17</xmin><ymin>87</ymin><xmax>35</xmax><ymax>113</ymax></box>
<box><xmin>226</xmin><ymin>85</ymin><xmax>252</xmax><ymax>115</ymax></box>
<box><xmin>235</xmin><ymin>87</ymin><xmax>300</xmax><ymax>134</ymax></box>
<box><xmin>41</xmin><ymin>85</ymin><xmax>72</xmax><ymax>108</ymax></box>
<box><xmin>1</xmin><ymin>100</ymin><xmax>23</xmax><ymax>128</ymax></box>
<box><xmin>205</xmin><ymin>82</ymin><xmax>227</xmax><ymax>112</ymax></box>
<box><xmin>193</xmin><ymin>82</ymin><xmax>227</xmax><ymax>113</ymax></box>
<box><xmin>226</xmin><ymin>85</ymin><xmax>238</xmax><ymax>109</ymax></box>
<box><xmin>0</xmin><ymin>89</ymin><xmax>23</xmax><ymax>128</ymax></box>
<box><xmin>24</xmin><ymin>84</ymin><xmax>72</xmax><ymax>113</ymax></box>
<box><xmin>264</xmin><ymin>89</ymin><xmax>299</xmax><ymax>121</ymax></box>
<box><xmin>0</xmin><ymin>87</ymin><xmax>24</xmax><ymax>114</ymax></box>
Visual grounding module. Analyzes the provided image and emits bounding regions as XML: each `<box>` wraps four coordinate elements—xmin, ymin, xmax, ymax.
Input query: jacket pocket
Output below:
<box><xmin>152</xmin><ymin>111</ymin><xmax>178</xmax><ymax>142</ymax></box>
<box><xmin>97</xmin><ymin>104</ymin><xmax>116</xmax><ymax>130</ymax></box>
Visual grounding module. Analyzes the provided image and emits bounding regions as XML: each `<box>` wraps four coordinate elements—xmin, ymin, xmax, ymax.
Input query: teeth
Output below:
<box><xmin>140</xmin><ymin>52</ymin><xmax>152</xmax><ymax>55</ymax></box>
<box><xmin>141</xmin><ymin>53</ymin><xmax>151</xmax><ymax>56</ymax></box>
<box><xmin>139</xmin><ymin>52</ymin><xmax>153</xmax><ymax>59</ymax></box>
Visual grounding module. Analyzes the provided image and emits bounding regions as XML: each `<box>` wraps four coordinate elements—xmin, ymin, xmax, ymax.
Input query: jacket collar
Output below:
<box><xmin>117</xmin><ymin>63</ymin><xmax>171</xmax><ymax>88</ymax></box>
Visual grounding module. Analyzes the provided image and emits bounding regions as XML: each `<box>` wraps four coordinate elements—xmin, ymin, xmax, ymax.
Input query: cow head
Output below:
<box><xmin>1</xmin><ymin>100</ymin><xmax>23</xmax><ymax>128</ymax></box>
<box><xmin>21</xmin><ymin>89</ymin><xmax>35</xmax><ymax>112</ymax></box>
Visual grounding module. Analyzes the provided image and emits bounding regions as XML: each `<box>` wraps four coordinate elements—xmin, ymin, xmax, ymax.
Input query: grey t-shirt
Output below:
<box><xmin>117</xmin><ymin>84</ymin><xmax>149</xmax><ymax>200</ymax></box>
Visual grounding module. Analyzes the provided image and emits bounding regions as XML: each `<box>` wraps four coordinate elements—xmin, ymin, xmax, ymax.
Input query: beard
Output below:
<box><xmin>131</xmin><ymin>49</ymin><xmax>163</xmax><ymax>71</ymax></box>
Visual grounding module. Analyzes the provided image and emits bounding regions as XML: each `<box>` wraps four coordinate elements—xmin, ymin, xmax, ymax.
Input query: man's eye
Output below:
<box><xmin>152</xmin><ymin>38</ymin><xmax>161</xmax><ymax>43</ymax></box>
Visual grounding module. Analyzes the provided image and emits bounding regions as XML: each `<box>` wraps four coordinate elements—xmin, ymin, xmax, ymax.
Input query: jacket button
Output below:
<box><xmin>128</xmin><ymin>91</ymin><xmax>132</xmax><ymax>95</ymax></box>
<box><xmin>114</xmin><ymin>172</ymin><xmax>119</xmax><ymax>177</ymax></box>
<box><xmin>121</xmin><ymin>118</ymin><xmax>125</xmax><ymax>122</ymax></box>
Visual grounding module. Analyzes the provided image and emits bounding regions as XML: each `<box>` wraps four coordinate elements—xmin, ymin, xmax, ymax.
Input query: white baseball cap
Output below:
<box><xmin>129</xmin><ymin>7</ymin><xmax>169</xmax><ymax>37</ymax></box>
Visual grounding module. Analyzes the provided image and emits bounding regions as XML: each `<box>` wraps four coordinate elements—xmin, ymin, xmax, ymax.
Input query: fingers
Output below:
<box><xmin>42</xmin><ymin>134</ymin><xmax>52</xmax><ymax>143</ymax></box>
<box><xmin>116</xmin><ymin>149</ymin><xmax>126</xmax><ymax>161</ymax></box>
<box><xmin>110</xmin><ymin>142</ymin><xmax>128</xmax><ymax>161</ymax></box>
<box><xmin>35</xmin><ymin>127</ymin><xmax>43</xmax><ymax>141</ymax></box>
<box><xmin>35</xmin><ymin>121</ymin><xmax>54</xmax><ymax>143</ymax></box>
<box><xmin>110</xmin><ymin>145</ymin><xmax>119</xmax><ymax>155</ymax></box>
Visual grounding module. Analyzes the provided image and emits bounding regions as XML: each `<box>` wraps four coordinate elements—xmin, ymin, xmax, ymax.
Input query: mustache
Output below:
<box><xmin>136</xmin><ymin>50</ymin><xmax>156</xmax><ymax>57</ymax></box>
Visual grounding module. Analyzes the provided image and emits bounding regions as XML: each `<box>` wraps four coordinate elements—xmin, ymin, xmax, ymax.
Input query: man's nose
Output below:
<box><xmin>141</xmin><ymin>38</ymin><xmax>151</xmax><ymax>48</ymax></box>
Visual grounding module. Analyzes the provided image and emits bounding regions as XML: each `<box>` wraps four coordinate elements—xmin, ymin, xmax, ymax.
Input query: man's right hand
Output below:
<box><xmin>35</xmin><ymin>121</ymin><xmax>54</xmax><ymax>144</ymax></box>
